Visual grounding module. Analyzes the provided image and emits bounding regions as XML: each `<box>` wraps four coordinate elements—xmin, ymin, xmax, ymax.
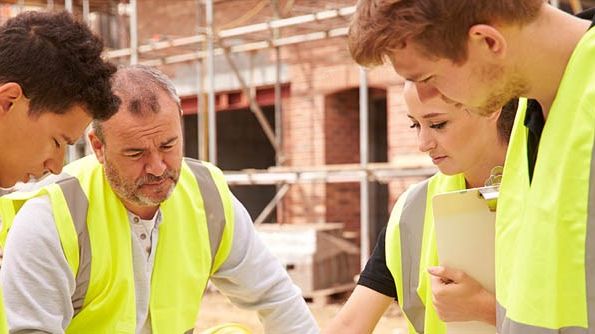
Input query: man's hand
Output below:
<box><xmin>427</xmin><ymin>266</ymin><xmax>496</xmax><ymax>325</ymax></box>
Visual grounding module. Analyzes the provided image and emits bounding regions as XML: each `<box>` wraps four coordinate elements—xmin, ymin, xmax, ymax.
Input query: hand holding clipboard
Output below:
<box><xmin>432</xmin><ymin>186</ymin><xmax>498</xmax><ymax>334</ymax></box>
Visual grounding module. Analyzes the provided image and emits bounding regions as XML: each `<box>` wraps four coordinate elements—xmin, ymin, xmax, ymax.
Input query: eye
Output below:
<box><xmin>53</xmin><ymin>138</ymin><xmax>61</xmax><ymax>148</ymax></box>
<box><xmin>430</xmin><ymin>121</ymin><xmax>447</xmax><ymax>129</ymax></box>
<box><xmin>161</xmin><ymin>145</ymin><xmax>174</xmax><ymax>151</ymax></box>
<box><xmin>125</xmin><ymin>152</ymin><xmax>143</xmax><ymax>159</ymax></box>
<box><xmin>409</xmin><ymin>122</ymin><xmax>420</xmax><ymax>129</ymax></box>
<box><xmin>420</xmin><ymin>76</ymin><xmax>433</xmax><ymax>84</ymax></box>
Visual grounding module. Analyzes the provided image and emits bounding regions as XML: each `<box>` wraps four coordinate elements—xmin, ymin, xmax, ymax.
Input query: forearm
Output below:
<box><xmin>210</xmin><ymin>197</ymin><xmax>318</xmax><ymax>334</ymax></box>
<box><xmin>324</xmin><ymin>285</ymin><xmax>392</xmax><ymax>334</ymax></box>
<box><xmin>211</xmin><ymin>247</ymin><xmax>317</xmax><ymax>334</ymax></box>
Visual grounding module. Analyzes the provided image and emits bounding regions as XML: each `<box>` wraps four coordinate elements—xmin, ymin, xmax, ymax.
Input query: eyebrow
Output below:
<box><xmin>160</xmin><ymin>137</ymin><xmax>177</xmax><ymax>146</ymax></box>
<box><xmin>407</xmin><ymin>113</ymin><xmax>447</xmax><ymax>120</ymax></box>
<box><xmin>121</xmin><ymin>136</ymin><xmax>178</xmax><ymax>154</ymax></box>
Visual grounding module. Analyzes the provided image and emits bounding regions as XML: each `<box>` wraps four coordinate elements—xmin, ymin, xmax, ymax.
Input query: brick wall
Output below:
<box><xmin>281</xmin><ymin>35</ymin><xmax>424</xmax><ymax>231</ymax></box>
<box><xmin>324</xmin><ymin>89</ymin><xmax>359</xmax><ymax>165</ymax></box>
<box><xmin>387</xmin><ymin>85</ymin><xmax>420</xmax><ymax>158</ymax></box>
<box><xmin>281</xmin><ymin>86</ymin><xmax>326</xmax><ymax>224</ymax></box>
<box><xmin>324</xmin><ymin>89</ymin><xmax>360</xmax><ymax>233</ymax></box>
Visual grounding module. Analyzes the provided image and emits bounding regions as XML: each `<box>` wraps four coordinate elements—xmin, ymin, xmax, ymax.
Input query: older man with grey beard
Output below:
<box><xmin>0</xmin><ymin>65</ymin><xmax>318</xmax><ymax>334</ymax></box>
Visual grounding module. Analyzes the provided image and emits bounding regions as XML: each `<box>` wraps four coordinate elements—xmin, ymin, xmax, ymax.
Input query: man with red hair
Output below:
<box><xmin>349</xmin><ymin>1</ymin><xmax>595</xmax><ymax>332</ymax></box>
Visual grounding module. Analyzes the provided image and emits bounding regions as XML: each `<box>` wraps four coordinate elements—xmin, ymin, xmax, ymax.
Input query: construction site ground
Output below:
<box><xmin>196</xmin><ymin>290</ymin><xmax>407</xmax><ymax>334</ymax></box>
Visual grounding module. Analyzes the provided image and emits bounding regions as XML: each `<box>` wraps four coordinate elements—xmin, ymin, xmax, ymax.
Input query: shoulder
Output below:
<box><xmin>394</xmin><ymin>177</ymin><xmax>433</xmax><ymax>213</ymax></box>
<box><xmin>13</xmin><ymin>195</ymin><xmax>53</xmax><ymax>222</ymax></box>
<box><xmin>7</xmin><ymin>195</ymin><xmax>59</xmax><ymax>250</ymax></box>
<box><xmin>183</xmin><ymin>158</ymin><xmax>224</xmax><ymax>176</ymax></box>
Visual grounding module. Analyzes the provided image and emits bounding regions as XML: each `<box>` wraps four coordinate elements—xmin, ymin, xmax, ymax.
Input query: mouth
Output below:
<box><xmin>22</xmin><ymin>173</ymin><xmax>36</xmax><ymax>183</ymax></box>
<box><xmin>431</xmin><ymin>155</ymin><xmax>447</xmax><ymax>164</ymax></box>
<box><xmin>142</xmin><ymin>178</ymin><xmax>169</xmax><ymax>187</ymax></box>
<box><xmin>26</xmin><ymin>171</ymin><xmax>51</xmax><ymax>183</ymax></box>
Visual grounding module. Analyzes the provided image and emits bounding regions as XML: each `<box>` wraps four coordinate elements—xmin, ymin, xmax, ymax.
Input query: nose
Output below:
<box><xmin>43</xmin><ymin>147</ymin><xmax>66</xmax><ymax>175</ymax></box>
<box><xmin>145</xmin><ymin>152</ymin><xmax>167</xmax><ymax>176</ymax></box>
<box><xmin>417</xmin><ymin>127</ymin><xmax>436</xmax><ymax>153</ymax></box>
<box><xmin>415</xmin><ymin>82</ymin><xmax>441</xmax><ymax>103</ymax></box>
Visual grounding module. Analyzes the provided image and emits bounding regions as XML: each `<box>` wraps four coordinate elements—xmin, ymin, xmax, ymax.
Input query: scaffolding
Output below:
<box><xmin>0</xmin><ymin>0</ymin><xmax>419</xmax><ymax>266</ymax></box>
<box><xmin>104</xmin><ymin>0</ymin><xmax>593</xmax><ymax>265</ymax></box>
<box><xmin>2</xmin><ymin>0</ymin><xmax>591</xmax><ymax>265</ymax></box>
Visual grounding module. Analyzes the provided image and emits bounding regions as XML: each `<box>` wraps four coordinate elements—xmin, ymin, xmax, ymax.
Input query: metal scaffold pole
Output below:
<box><xmin>359</xmin><ymin>66</ymin><xmax>370</xmax><ymax>269</ymax></box>
<box><xmin>196</xmin><ymin>0</ymin><xmax>206</xmax><ymax>161</ymax></box>
<box><xmin>272</xmin><ymin>0</ymin><xmax>284</xmax><ymax>224</ymax></box>
<box><xmin>206</xmin><ymin>0</ymin><xmax>217</xmax><ymax>164</ymax></box>
<box><xmin>129</xmin><ymin>0</ymin><xmax>138</xmax><ymax>65</ymax></box>
<box><xmin>104</xmin><ymin>6</ymin><xmax>355</xmax><ymax>64</ymax></box>
<box><xmin>271</xmin><ymin>0</ymin><xmax>283</xmax><ymax>166</ymax></box>
<box><xmin>82</xmin><ymin>0</ymin><xmax>90</xmax><ymax>23</ymax></box>
<box><xmin>65</xmin><ymin>0</ymin><xmax>77</xmax><ymax>163</ymax></box>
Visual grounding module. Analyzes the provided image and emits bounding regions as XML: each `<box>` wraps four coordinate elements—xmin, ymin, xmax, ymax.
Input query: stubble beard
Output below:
<box><xmin>103</xmin><ymin>158</ymin><xmax>179</xmax><ymax>207</ymax></box>
<box><xmin>475</xmin><ymin>64</ymin><xmax>529</xmax><ymax>116</ymax></box>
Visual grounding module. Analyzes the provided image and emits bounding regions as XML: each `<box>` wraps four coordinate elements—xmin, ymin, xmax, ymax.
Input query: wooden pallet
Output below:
<box><xmin>303</xmin><ymin>282</ymin><xmax>355</xmax><ymax>306</ymax></box>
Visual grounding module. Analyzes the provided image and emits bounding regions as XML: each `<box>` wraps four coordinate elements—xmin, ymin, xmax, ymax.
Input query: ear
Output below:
<box><xmin>468</xmin><ymin>24</ymin><xmax>507</xmax><ymax>59</ymax></box>
<box><xmin>88</xmin><ymin>129</ymin><xmax>106</xmax><ymax>164</ymax></box>
<box><xmin>0</xmin><ymin>83</ymin><xmax>24</xmax><ymax>115</ymax></box>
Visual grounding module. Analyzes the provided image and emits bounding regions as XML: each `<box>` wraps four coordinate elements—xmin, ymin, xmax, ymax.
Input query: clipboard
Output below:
<box><xmin>432</xmin><ymin>186</ymin><xmax>498</xmax><ymax>334</ymax></box>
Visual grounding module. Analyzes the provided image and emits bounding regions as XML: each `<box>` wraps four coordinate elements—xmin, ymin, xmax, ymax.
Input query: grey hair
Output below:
<box><xmin>93</xmin><ymin>64</ymin><xmax>181</xmax><ymax>143</ymax></box>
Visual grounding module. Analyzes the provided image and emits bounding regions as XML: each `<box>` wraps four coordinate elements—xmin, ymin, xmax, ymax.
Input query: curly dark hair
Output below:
<box><xmin>0</xmin><ymin>10</ymin><xmax>119</xmax><ymax>120</ymax></box>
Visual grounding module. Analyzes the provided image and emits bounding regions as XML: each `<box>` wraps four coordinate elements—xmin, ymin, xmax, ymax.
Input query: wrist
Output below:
<box><xmin>475</xmin><ymin>289</ymin><xmax>497</xmax><ymax>325</ymax></box>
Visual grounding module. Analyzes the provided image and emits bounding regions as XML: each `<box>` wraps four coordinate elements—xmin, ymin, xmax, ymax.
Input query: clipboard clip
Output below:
<box><xmin>478</xmin><ymin>186</ymin><xmax>499</xmax><ymax>212</ymax></box>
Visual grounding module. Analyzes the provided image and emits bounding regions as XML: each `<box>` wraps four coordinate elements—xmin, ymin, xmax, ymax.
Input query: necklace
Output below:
<box><xmin>484</xmin><ymin>165</ymin><xmax>504</xmax><ymax>187</ymax></box>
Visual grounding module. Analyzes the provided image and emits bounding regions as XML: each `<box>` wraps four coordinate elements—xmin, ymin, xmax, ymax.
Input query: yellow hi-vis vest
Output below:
<box><xmin>0</xmin><ymin>155</ymin><xmax>235</xmax><ymax>334</ymax></box>
<box><xmin>496</xmin><ymin>26</ymin><xmax>595</xmax><ymax>332</ymax></box>
<box><xmin>385</xmin><ymin>173</ymin><xmax>466</xmax><ymax>334</ymax></box>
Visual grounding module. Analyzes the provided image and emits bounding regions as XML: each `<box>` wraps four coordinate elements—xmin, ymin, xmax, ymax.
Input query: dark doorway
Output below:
<box><xmin>218</xmin><ymin>107</ymin><xmax>277</xmax><ymax>222</ymax></box>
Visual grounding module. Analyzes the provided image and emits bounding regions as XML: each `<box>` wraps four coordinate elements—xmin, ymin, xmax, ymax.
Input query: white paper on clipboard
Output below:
<box><xmin>432</xmin><ymin>186</ymin><xmax>498</xmax><ymax>334</ymax></box>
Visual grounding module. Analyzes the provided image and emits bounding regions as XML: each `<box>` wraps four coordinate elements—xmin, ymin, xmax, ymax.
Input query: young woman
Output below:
<box><xmin>324</xmin><ymin>82</ymin><xmax>521</xmax><ymax>334</ymax></box>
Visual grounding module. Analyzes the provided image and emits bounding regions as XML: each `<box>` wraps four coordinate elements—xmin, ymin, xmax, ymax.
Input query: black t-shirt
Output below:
<box><xmin>357</xmin><ymin>226</ymin><xmax>397</xmax><ymax>299</ymax></box>
<box><xmin>578</xmin><ymin>7</ymin><xmax>595</xmax><ymax>27</ymax></box>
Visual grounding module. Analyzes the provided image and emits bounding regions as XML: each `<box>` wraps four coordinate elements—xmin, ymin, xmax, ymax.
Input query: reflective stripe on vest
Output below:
<box><xmin>398</xmin><ymin>180</ymin><xmax>428</xmax><ymax>333</ymax></box>
<box><xmin>55</xmin><ymin>178</ymin><xmax>91</xmax><ymax>313</ymax></box>
<box><xmin>385</xmin><ymin>173</ymin><xmax>465</xmax><ymax>334</ymax></box>
<box><xmin>496</xmin><ymin>26</ymin><xmax>595</xmax><ymax>331</ymax></box>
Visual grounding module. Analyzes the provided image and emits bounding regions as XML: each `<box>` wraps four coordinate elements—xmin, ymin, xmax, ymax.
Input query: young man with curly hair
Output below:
<box><xmin>0</xmin><ymin>10</ymin><xmax>119</xmax><ymax>332</ymax></box>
